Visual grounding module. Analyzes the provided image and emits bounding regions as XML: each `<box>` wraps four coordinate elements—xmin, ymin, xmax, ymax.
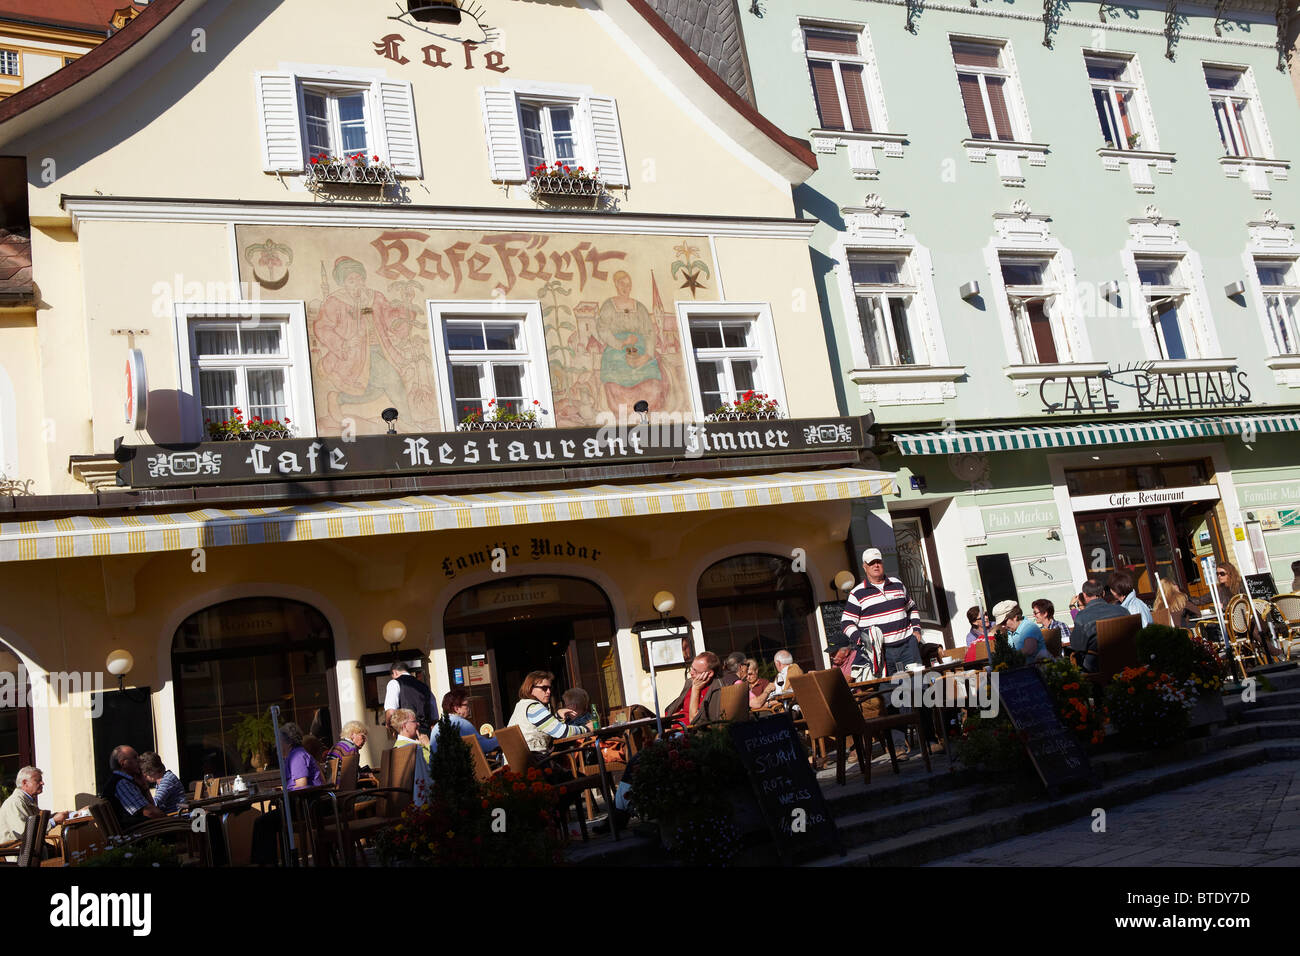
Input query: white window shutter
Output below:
<box><xmin>255</xmin><ymin>72</ymin><xmax>304</xmax><ymax>173</ymax></box>
<box><xmin>586</xmin><ymin>94</ymin><xmax>628</xmax><ymax>186</ymax></box>
<box><xmin>480</xmin><ymin>87</ymin><xmax>526</xmax><ymax>183</ymax></box>
<box><xmin>375</xmin><ymin>80</ymin><xmax>422</xmax><ymax>177</ymax></box>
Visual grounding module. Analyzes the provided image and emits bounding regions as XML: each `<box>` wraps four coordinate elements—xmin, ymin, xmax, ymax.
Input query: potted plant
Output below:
<box><xmin>706</xmin><ymin>390</ymin><xmax>783</xmax><ymax>422</ymax></box>
<box><xmin>1136</xmin><ymin>624</ymin><xmax>1228</xmax><ymax>728</ymax></box>
<box><xmin>1102</xmin><ymin>665</ymin><xmax>1192</xmax><ymax>750</ymax></box>
<box><xmin>233</xmin><ymin>710</ymin><xmax>276</xmax><ymax>771</ymax></box>
<box><xmin>205</xmin><ymin>407</ymin><xmax>293</xmax><ymax>441</ymax></box>
<box><xmin>1039</xmin><ymin>658</ymin><xmax>1108</xmax><ymax>748</ymax></box>
<box><xmin>457</xmin><ymin>398</ymin><xmax>543</xmax><ymax>431</ymax></box>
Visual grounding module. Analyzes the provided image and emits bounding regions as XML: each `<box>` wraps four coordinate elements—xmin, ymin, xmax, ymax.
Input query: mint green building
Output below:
<box><xmin>686</xmin><ymin>0</ymin><xmax>1300</xmax><ymax>645</ymax></box>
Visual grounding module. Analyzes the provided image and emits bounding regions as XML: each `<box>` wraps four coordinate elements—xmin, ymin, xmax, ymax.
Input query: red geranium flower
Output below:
<box><xmin>310</xmin><ymin>157</ymin><xmax>318</xmax><ymax>164</ymax></box>
<box><xmin>373</xmin><ymin>155</ymin><xmax>380</xmax><ymax>161</ymax></box>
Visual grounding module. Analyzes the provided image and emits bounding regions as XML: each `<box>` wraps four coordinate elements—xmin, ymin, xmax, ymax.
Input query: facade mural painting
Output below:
<box><xmin>235</xmin><ymin>226</ymin><xmax>714</xmax><ymax>433</ymax></box>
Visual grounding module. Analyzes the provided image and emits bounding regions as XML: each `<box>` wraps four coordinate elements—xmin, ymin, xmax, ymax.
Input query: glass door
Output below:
<box><xmin>1076</xmin><ymin>515</ymin><xmax>1115</xmax><ymax>580</ymax></box>
<box><xmin>1109</xmin><ymin>513</ymin><xmax>1149</xmax><ymax>597</ymax></box>
<box><xmin>1074</xmin><ymin>508</ymin><xmax>1180</xmax><ymax>602</ymax></box>
<box><xmin>1141</xmin><ymin>510</ymin><xmax>1181</xmax><ymax>602</ymax></box>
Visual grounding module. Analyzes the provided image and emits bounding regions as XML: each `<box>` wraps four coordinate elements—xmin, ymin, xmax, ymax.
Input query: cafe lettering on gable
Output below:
<box><xmin>1038</xmin><ymin>365</ymin><xmax>1252</xmax><ymax>414</ymax></box>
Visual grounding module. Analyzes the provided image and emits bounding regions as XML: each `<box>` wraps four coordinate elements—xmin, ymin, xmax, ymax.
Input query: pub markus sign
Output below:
<box><xmin>1038</xmin><ymin>363</ymin><xmax>1253</xmax><ymax>415</ymax></box>
<box><xmin>114</xmin><ymin>417</ymin><xmax>870</xmax><ymax>489</ymax></box>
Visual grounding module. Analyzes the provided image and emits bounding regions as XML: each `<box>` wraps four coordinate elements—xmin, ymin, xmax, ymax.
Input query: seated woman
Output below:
<box><xmin>324</xmin><ymin>720</ymin><xmax>368</xmax><ymax>763</ymax></box>
<box><xmin>435</xmin><ymin>689</ymin><xmax>499</xmax><ymax>754</ymax></box>
<box><xmin>390</xmin><ymin>709</ymin><xmax>430</xmax><ymax>753</ymax></box>
<box><xmin>744</xmin><ymin>658</ymin><xmax>773</xmax><ymax>709</ymax></box>
<box><xmin>1157</xmin><ymin>578</ymin><xmax>1197</xmax><ymax>629</ymax></box>
<box><xmin>250</xmin><ymin>722</ymin><xmax>323</xmax><ymax>864</ymax></box>
<box><xmin>508</xmin><ymin>671</ymin><xmax>591</xmax><ymax>756</ymax></box>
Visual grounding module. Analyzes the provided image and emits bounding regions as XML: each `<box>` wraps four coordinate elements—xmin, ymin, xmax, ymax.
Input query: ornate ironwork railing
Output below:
<box><xmin>305</xmin><ymin>162</ymin><xmax>398</xmax><ymax>188</ymax></box>
<box><xmin>525</xmin><ymin>174</ymin><xmax>606</xmax><ymax>204</ymax></box>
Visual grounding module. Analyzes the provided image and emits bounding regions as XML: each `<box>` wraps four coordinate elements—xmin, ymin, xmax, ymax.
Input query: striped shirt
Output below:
<box><xmin>111</xmin><ymin>771</ymin><xmax>154</xmax><ymax>816</ymax></box>
<box><xmin>509</xmin><ymin>699</ymin><xmax>589</xmax><ymax>753</ymax></box>
<box><xmin>842</xmin><ymin>576</ymin><xmax>920</xmax><ymax>647</ymax></box>
<box><xmin>152</xmin><ymin>770</ymin><xmax>185</xmax><ymax>813</ymax></box>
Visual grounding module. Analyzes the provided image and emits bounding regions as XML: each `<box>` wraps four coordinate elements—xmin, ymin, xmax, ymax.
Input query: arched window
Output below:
<box><xmin>696</xmin><ymin>554</ymin><xmax>817</xmax><ymax>671</ymax></box>
<box><xmin>0</xmin><ymin>642</ymin><xmax>33</xmax><ymax>787</ymax></box>
<box><xmin>171</xmin><ymin>597</ymin><xmax>335</xmax><ymax>782</ymax></box>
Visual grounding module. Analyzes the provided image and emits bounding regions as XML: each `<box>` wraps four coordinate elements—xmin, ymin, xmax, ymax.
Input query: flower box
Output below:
<box><xmin>217</xmin><ymin>429</ymin><xmax>292</xmax><ymax>441</ymax></box>
<box><xmin>705</xmin><ymin>410</ymin><xmax>783</xmax><ymax>423</ymax></box>
<box><xmin>306</xmin><ymin>163</ymin><xmax>397</xmax><ymax>188</ymax></box>
<box><xmin>525</xmin><ymin>171</ymin><xmax>606</xmax><ymax>207</ymax></box>
<box><xmin>456</xmin><ymin>419</ymin><xmax>541</xmax><ymax>432</ymax></box>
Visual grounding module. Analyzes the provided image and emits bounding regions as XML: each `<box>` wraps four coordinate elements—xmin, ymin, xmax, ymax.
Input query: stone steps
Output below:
<box><xmin>809</xmin><ymin>737</ymin><xmax>1300</xmax><ymax>867</ymax></box>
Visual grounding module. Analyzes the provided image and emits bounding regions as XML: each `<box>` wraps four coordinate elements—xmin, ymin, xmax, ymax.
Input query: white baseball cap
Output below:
<box><xmin>861</xmin><ymin>548</ymin><xmax>884</xmax><ymax>564</ymax></box>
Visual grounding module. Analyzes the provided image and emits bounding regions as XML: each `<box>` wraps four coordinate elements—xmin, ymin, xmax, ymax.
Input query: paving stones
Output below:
<box><xmin>928</xmin><ymin>759</ymin><xmax>1300</xmax><ymax>866</ymax></box>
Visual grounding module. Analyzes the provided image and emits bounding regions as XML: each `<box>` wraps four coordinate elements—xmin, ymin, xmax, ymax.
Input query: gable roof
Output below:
<box><xmin>642</xmin><ymin>0</ymin><xmax>754</xmax><ymax>105</ymax></box>
<box><xmin>0</xmin><ymin>0</ymin><xmax>814</xmax><ymax>180</ymax></box>
<box><xmin>0</xmin><ymin>0</ymin><xmax>144</xmax><ymax>35</ymax></box>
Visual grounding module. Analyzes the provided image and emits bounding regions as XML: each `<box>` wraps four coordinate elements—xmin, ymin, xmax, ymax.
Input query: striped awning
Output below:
<box><xmin>892</xmin><ymin>413</ymin><xmax>1300</xmax><ymax>456</ymax></box>
<box><xmin>0</xmin><ymin>466</ymin><xmax>893</xmax><ymax>563</ymax></box>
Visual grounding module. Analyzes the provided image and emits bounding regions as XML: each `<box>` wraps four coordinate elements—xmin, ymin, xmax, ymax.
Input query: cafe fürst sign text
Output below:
<box><xmin>118</xmin><ymin>417</ymin><xmax>867</xmax><ymax>488</ymax></box>
<box><xmin>1038</xmin><ymin>365</ymin><xmax>1251</xmax><ymax>414</ymax></box>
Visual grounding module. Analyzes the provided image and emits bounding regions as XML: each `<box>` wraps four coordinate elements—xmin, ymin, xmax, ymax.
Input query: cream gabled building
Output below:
<box><xmin>0</xmin><ymin>0</ymin><xmax>889</xmax><ymax>805</ymax></box>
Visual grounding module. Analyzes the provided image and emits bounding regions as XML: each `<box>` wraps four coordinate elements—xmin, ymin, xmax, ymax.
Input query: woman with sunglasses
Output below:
<box><xmin>508</xmin><ymin>670</ymin><xmax>592</xmax><ymax>755</ymax></box>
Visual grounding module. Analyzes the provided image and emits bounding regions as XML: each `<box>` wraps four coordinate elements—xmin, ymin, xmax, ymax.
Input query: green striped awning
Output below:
<box><xmin>892</xmin><ymin>413</ymin><xmax>1300</xmax><ymax>456</ymax></box>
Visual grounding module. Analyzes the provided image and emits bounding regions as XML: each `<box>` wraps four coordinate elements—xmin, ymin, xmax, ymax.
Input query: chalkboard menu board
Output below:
<box><xmin>976</xmin><ymin>553</ymin><xmax>1018</xmax><ymax>612</ymax></box>
<box><xmin>1245</xmin><ymin>572</ymin><xmax>1278</xmax><ymax>601</ymax></box>
<box><xmin>995</xmin><ymin>668</ymin><xmax>1093</xmax><ymax>797</ymax></box>
<box><xmin>818</xmin><ymin>601</ymin><xmax>847</xmax><ymax>648</ymax></box>
<box><xmin>729</xmin><ymin>713</ymin><xmax>842</xmax><ymax>865</ymax></box>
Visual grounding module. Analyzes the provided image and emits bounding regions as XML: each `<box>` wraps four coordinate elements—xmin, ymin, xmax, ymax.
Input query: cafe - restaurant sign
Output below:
<box><xmin>1070</xmin><ymin>484</ymin><xmax>1221</xmax><ymax>512</ymax></box>
<box><xmin>1038</xmin><ymin>365</ymin><xmax>1252</xmax><ymax>414</ymax></box>
<box><xmin>115</xmin><ymin>417</ymin><xmax>869</xmax><ymax>488</ymax></box>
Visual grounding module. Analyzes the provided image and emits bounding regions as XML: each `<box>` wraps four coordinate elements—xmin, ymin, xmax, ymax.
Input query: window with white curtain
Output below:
<box><xmin>302</xmin><ymin>86</ymin><xmax>371</xmax><ymax>161</ymax></box>
<box><xmin>1255</xmin><ymin>258</ymin><xmax>1300</xmax><ymax>355</ymax></box>
<box><xmin>689</xmin><ymin>317</ymin><xmax>766</xmax><ymax>412</ymax></box>
<box><xmin>1135</xmin><ymin>259</ymin><xmax>1198</xmax><ymax>360</ymax></box>
<box><xmin>1204</xmin><ymin>66</ymin><xmax>1266</xmax><ymax>158</ymax></box>
<box><xmin>999</xmin><ymin>256</ymin><xmax>1070</xmax><ymax>364</ymax></box>
<box><xmin>850</xmin><ymin>252</ymin><xmax>928</xmax><ymax>367</ymax></box>
<box><xmin>1087</xmin><ymin>54</ymin><xmax>1148</xmax><ymax>150</ymax></box>
<box><xmin>191</xmin><ymin>320</ymin><xmax>294</xmax><ymax>428</ymax></box>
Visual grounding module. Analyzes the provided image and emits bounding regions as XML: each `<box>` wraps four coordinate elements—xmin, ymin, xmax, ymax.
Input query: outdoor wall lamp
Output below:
<box><xmin>106</xmin><ymin>649</ymin><xmax>134</xmax><ymax>690</ymax></box>
<box><xmin>959</xmin><ymin>280</ymin><xmax>980</xmax><ymax>300</ymax></box>
<box><xmin>382</xmin><ymin>619</ymin><xmax>407</xmax><ymax>662</ymax></box>
<box><xmin>833</xmin><ymin>570</ymin><xmax>856</xmax><ymax>596</ymax></box>
<box><xmin>634</xmin><ymin>399</ymin><xmax>650</xmax><ymax>425</ymax></box>
<box><xmin>652</xmin><ymin>590</ymin><xmax>676</xmax><ymax>621</ymax></box>
<box><xmin>1224</xmin><ymin>280</ymin><xmax>1246</xmax><ymax>297</ymax></box>
<box><xmin>381</xmin><ymin>407</ymin><xmax>399</xmax><ymax>435</ymax></box>
<box><xmin>1101</xmin><ymin>280</ymin><xmax>1121</xmax><ymax>304</ymax></box>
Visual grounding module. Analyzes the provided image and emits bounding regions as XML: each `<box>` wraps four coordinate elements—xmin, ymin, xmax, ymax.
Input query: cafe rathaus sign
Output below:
<box><xmin>1037</xmin><ymin>363</ymin><xmax>1252</xmax><ymax>414</ymax></box>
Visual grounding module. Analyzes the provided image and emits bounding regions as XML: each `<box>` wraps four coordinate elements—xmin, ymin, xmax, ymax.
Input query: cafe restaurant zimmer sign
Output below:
<box><xmin>1038</xmin><ymin>364</ymin><xmax>1252</xmax><ymax>414</ymax></box>
<box><xmin>117</xmin><ymin>417</ymin><xmax>868</xmax><ymax>488</ymax></box>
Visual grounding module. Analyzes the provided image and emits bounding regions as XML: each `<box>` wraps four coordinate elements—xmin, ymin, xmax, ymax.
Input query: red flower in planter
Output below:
<box><xmin>373</xmin><ymin>155</ymin><xmax>380</xmax><ymax>161</ymax></box>
<box><xmin>310</xmin><ymin>157</ymin><xmax>318</xmax><ymax>165</ymax></box>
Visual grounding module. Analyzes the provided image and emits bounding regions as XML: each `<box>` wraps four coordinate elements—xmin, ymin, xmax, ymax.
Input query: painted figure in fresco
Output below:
<box><xmin>314</xmin><ymin>257</ymin><xmax>435</xmax><ymax>429</ymax></box>
<box><xmin>596</xmin><ymin>270</ymin><xmax>669</xmax><ymax>412</ymax></box>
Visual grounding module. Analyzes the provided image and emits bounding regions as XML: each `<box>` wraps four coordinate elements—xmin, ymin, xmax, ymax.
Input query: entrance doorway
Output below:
<box><xmin>442</xmin><ymin>576</ymin><xmax>623</xmax><ymax>730</ymax></box>
<box><xmin>1074</xmin><ymin>502</ymin><xmax>1225</xmax><ymax>604</ymax></box>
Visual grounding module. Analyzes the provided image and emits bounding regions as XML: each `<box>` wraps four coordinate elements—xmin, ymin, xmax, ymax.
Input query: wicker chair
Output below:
<box><xmin>1225</xmin><ymin>595</ymin><xmax>1259</xmax><ymax>678</ymax></box>
<box><xmin>1270</xmin><ymin>593</ymin><xmax>1300</xmax><ymax>660</ymax></box>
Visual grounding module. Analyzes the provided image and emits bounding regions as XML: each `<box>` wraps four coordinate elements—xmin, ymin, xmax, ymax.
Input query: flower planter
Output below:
<box><xmin>215</xmin><ymin>430</ymin><xmax>292</xmax><ymax>441</ymax></box>
<box><xmin>525</xmin><ymin>175</ymin><xmax>606</xmax><ymax>207</ymax></box>
<box><xmin>306</xmin><ymin>163</ymin><xmax>397</xmax><ymax>188</ymax></box>
<box><xmin>1187</xmin><ymin>691</ymin><xmax>1227</xmax><ymax>729</ymax></box>
<box><xmin>456</xmin><ymin>420</ymin><xmax>540</xmax><ymax>431</ymax></box>
<box><xmin>705</xmin><ymin>411</ymin><xmax>783</xmax><ymax>423</ymax></box>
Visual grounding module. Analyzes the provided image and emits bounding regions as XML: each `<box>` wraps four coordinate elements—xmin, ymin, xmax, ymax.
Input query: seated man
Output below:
<box><xmin>665</xmin><ymin>651</ymin><xmax>725</xmax><ymax>729</ymax></box>
<box><xmin>1070</xmin><ymin>578</ymin><xmax>1132</xmax><ymax>671</ymax></box>
<box><xmin>0</xmin><ymin>766</ymin><xmax>68</xmax><ymax>845</ymax></box>
<box><xmin>101</xmin><ymin>745</ymin><xmax>165</xmax><ymax>827</ymax></box>
<box><xmin>771</xmin><ymin>650</ymin><xmax>803</xmax><ymax>697</ymax></box>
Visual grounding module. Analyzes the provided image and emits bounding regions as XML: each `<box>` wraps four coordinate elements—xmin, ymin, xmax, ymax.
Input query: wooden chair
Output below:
<box><xmin>74</xmin><ymin>792</ymin><xmax>97</xmax><ymax>809</ymax></box>
<box><xmin>191</xmin><ymin>780</ymin><xmax>205</xmax><ymax>801</ymax></box>
<box><xmin>497</xmin><ymin>725</ymin><xmax>602</xmax><ymax>841</ymax></box>
<box><xmin>1039</xmin><ymin>627</ymin><xmax>1063</xmax><ymax>659</ymax></box>
<box><xmin>791</xmin><ymin>669</ymin><xmax>930</xmax><ymax>785</ymax></box>
<box><xmin>717</xmin><ymin>682</ymin><xmax>750</xmax><ymax>721</ymax></box>
<box><xmin>1270</xmin><ymin>593</ymin><xmax>1300</xmax><ymax>660</ymax></box>
<box><xmin>463</xmin><ymin>734</ymin><xmax>500</xmax><ymax>783</ymax></box>
<box><xmin>939</xmin><ymin>646</ymin><xmax>966</xmax><ymax>663</ymax></box>
<box><xmin>1091</xmin><ymin>613</ymin><xmax>1142</xmax><ymax>685</ymax></box>
<box><xmin>310</xmin><ymin>745</ymin><xmax>416</xmax><ymax>866</ymax></box>
<box><xmin>220</xmin><ymin>806</ymin><xmax>262</xmax><ymax>866</ymax></box>
<box><xmin>85</xmin><ymin>798</ymin><xmax>211</xmax><ymax>865</ymax></box>
<box><xmin>0</xmin><ymin>810</ymin><xmax>50</xmax><ymax>867</ymax></box>
<box><xmin>495</xmin><ymin>725</ymin><xmax>533</xmax><ymax>773</ymax></box>
<box><xmin>967</xmin><ymin>641</ymin><xmax>990</xmax><ymax>663</ymax></box>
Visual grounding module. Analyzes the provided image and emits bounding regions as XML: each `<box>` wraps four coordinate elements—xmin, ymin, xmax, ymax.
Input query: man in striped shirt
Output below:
<box><xmin>840</xmin><ymin>548</ymin><xmax>924</xmax><ymax>677</ymax></box>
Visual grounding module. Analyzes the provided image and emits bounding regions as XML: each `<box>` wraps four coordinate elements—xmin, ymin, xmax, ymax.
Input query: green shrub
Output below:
<box><xmin>953</xmin><ymin>710</ymin><xmax>1034</xmax><ymax>776</ymax></box>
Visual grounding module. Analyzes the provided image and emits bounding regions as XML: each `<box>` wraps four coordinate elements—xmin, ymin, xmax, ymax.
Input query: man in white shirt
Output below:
<box><xmin>0</xmin><ymin>766</ymin><xmax>68</xmax><ymax>844</ymax></box>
